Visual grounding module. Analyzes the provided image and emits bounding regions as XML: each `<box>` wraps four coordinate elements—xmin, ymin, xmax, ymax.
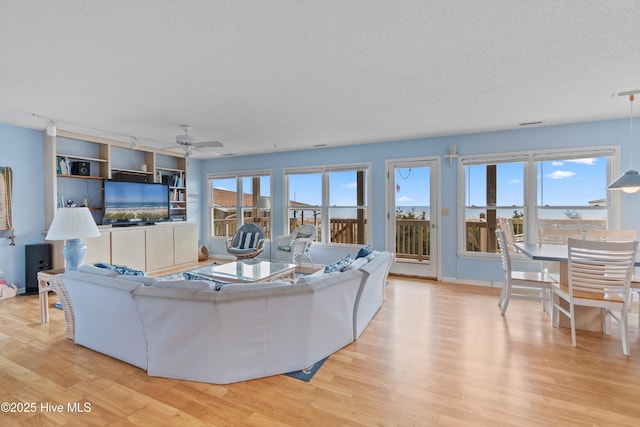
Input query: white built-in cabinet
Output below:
<box><xmin>43</xmin><ymin>130</ymin><xmax>198</xmax><ymax>271</ymax></box>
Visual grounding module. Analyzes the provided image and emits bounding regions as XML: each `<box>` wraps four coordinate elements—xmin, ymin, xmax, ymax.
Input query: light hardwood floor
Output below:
<box><xmin>2</xmin><ymin>274</ymin><xmax>640</xmax><ymax>426</ymax></box>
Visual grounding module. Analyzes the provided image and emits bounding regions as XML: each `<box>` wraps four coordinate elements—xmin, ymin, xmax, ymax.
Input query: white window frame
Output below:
<box><xmin>457</xmin><ymin>146</ymin><xmax>621</xmax><ymax>257</ymax></box>
<box><xmin>207</xmin><ymin>169</ymin><xmax>272</xmax><ymax>240</ymax></box>
<box><xmin>283</xmin><ymin>163</ymin><xmax>372</xmax><ymax>247</ymax></box>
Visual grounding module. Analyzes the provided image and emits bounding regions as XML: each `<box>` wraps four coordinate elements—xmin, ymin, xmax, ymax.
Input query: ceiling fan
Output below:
<box><xmin>174</xmin><ymin>125</ymin><xmax>223</xmax><ymax>157</ymax></box>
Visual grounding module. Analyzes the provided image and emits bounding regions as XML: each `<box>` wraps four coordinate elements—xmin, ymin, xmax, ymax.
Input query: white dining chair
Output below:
<box><xmin>498</xmin><ymin>217</ymin><xmax>521</xmax><ymax>254</ymax></box>
<box><xmin>585</xmin><ymin>229</ymin><xmax>640</xmax><ymax>333</ymax></box>
<box><xmin>496</xmin><ymin>229</ymin><xmax>555</xmax><ymax>316</ymax></box>
<box><xmin>552</xmin><ymin>238</ymin><xmax>638</xmax><ymax>355</ymax></box>
<box><xmin>538</xmin><ymin>227</ymin><xmax>584</xmax><ymax>244</ymax></box>
<box><xmin>586</xmin><ymin>229</ymin><xmax>637</xmax><ymax>242</ymax></box>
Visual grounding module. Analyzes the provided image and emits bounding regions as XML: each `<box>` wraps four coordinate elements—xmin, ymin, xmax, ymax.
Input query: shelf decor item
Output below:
<box><xmin>45</xmin><ymin>207</ymin><xmax>101</xmax><ymax>271</ymax></box>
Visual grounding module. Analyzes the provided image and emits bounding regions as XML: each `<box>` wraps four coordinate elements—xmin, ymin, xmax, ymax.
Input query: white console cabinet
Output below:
<box><xmin>70</xmin><ymin>222</ymin><xmax>198</xmax><ymax>273</ymax></box>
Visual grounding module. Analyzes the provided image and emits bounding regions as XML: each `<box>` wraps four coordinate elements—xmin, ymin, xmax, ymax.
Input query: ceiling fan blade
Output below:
<box><xmin>193</xmin><ymin>140</ymin><xmax>224</xmax><ymax>148</ymax></box>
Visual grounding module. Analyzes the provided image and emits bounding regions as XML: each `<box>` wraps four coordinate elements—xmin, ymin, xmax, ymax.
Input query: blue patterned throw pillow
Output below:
<box><xmin>324</xmin><ymin>254</ymin><xmax>352</xmax><ymax>273</ymax></box>
<box><xmin>183</xmin><ymin>271</ymin><xmax>229</xmax><ymax>291</ymax></box>
<box><xmin>112</xmin><ymin>264</ymin><xmax>145</xmax><ymax>276</ymax></box>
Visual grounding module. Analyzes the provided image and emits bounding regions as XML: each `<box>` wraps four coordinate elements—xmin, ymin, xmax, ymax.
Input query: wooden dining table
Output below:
<box><xmin>514</xmin><ymin>242</ymin><xmax>640</xmax><ymax>332</ymax></box>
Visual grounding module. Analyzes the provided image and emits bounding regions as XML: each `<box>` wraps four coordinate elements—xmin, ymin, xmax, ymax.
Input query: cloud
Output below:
<box><xmin>567</xmin><ymin>158</ymin><xmax>597</xmax><ymax>165</ymax></box>
<box><xmin>551</xmin><ymin>161</ymin><xmax>563</xmax><ymax>166</ymax></box>
<box><xmin>343</xmin><ymin>181</ymin><xmax>357</xmax><ymax>189</ymax></box>
<box><xmin>396</xmin><ymin>196</ymin><xmax>412</xmax><ymax>202</ymax></box>
<box><xmin>510</xmin><ymin>179</ymin><xmax>520</xmax><ymax>184</ymax></box>
<box><xmin>546</xmin><ymin>170</ymin><xmax>575</xmax><ymax>179</ymax></box>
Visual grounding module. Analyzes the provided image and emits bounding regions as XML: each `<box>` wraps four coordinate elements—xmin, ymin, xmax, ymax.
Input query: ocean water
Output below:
<box><xmin>289</xmin><ymin>206</ymin><xmax>607</xmax><ymax>221</ymax></box>
<box><xmin>395</xmin><ymin>206</ymin><xmax>607</xmax><ymax>221</ymax></box>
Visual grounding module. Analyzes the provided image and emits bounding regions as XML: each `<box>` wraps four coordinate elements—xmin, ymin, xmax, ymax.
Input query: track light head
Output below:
<box><xmin>46</xmin><ymin>120</ymin><xmax>57</xmax><ymax>137</ymax></box>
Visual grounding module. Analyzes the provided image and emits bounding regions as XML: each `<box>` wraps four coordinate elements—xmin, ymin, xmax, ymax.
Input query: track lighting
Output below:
<box><xmin>46</xmin><ymin>120</ymin><xmax>57</xmax><ymax>137</ymax></box>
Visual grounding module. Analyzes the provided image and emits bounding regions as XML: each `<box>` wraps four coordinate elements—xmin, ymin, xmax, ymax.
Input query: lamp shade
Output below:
<box><xmin>45</xmin><ymin>207</ymin><xmax>101</xmax><ymax>240</ymax></box>
<box><xmin>606</xmin><ymin>169</ymin><xmax>640</xmax><ymax>194</ymax></box>
<box><xmin>257</xmin><ymin>196</ymin><xmax>271</xmax><ymax>210</ymax></box>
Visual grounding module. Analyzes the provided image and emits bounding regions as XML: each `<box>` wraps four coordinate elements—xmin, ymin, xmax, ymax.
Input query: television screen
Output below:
<box><xmin>102</xmin><ymin>180</ymin><xmax>170</xmax><ymax>226</ymax></box>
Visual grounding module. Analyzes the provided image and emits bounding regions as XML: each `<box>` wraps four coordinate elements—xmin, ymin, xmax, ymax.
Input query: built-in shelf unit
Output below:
<box><xmin>43</xmin><ymin>130</ymin><xmax>193</xmax><ymax>269</ymax></box>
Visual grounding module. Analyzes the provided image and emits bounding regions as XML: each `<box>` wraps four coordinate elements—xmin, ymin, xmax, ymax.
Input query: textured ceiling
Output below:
<box><xmin>1</xmin><ymin>1</ymin><xmax>640</xmax><ymax>158</ymax></box>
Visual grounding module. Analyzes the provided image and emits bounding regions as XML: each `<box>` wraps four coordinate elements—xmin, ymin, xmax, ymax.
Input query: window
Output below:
<box><xmin>464</xmin><ymin>159</ymin><xmax>525</xmax><ymax>253</ymax></box>
<box><xmin>535</xmin><ymin>154</ymin><xmax>609</xmax><ymax>233</ymax></box>
<box><xmin>285</xmin><ymin>164</ymin><xmax>370</xmax><ymax>245</ymax></box>
<box><xmin>460</xmin><ymin>148</ymin><xmax>616</xmax><ymax>254</ymax></box>
<box><xmin>208</xmin><ymin>171</ymin><xmax>271</xmax><ymax>239</ymax></box>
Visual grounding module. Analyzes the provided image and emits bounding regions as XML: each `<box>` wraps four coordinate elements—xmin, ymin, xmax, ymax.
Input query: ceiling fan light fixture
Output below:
<box><xmin>176</xmin><ymin>134</ymin><xmax>194</xmax><ymax>145</ymax></box>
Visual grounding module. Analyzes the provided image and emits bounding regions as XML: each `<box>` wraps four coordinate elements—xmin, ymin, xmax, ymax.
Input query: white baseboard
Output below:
<box><xmin>440</xmin><ymin>276</ymin><xmax>502</xmax><ymax>289</ymax></box>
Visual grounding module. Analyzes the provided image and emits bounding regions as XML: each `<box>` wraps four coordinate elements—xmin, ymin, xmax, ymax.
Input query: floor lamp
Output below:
<box><xmin>257</xmin><ymin>196</ymin><xmax>271</xmax><ymax>261</ymax></box>
<box><xmin>45</xmin><ymin>207</ymin><xmax>101</xmax><ymax>271</ymax></box>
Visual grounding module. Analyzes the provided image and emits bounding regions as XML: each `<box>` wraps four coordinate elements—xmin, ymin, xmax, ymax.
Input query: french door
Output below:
<box><xmin>386</xmin><ymin>158</ymin><xmax>439</xmax><ymax>278</ymax></box>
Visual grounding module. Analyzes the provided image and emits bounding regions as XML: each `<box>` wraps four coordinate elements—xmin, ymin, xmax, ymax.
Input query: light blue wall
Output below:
<box><xmin>202</xmin><ymin>118</ymin><xmax>640</xmax><ymax>283</ymax></box>
<box><xmin>1</xmin><ymin>118</ymin><xmax>638</xmax><ymax>289</ymax></box>
<box><xmin>0</xmin><ymin>123</ymin><xmax>46</xmax><ymax>291</ymax></box>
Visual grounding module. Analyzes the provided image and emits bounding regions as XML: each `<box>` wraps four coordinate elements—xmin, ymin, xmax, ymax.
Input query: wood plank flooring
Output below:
<box><xmin>2</xmin><ymin>274</ymin><xmax>640</xmax><ymax>426</ymax></box>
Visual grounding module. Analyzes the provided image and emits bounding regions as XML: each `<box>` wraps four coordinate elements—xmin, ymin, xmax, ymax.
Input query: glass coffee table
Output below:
<box><xmin>189</xmin><ymin>260</ymin><xmax>297</xmax><ymax>284</ymax></box>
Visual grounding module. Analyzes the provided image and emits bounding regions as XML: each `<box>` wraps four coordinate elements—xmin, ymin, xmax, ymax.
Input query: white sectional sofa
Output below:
<box><xmin>58</xmin><ymin>250</ymin><xmax>394</xmax><ymax>384</ymax></box>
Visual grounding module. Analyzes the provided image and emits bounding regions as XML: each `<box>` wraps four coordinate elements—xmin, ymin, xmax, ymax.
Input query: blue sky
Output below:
<box><xmin>467</xmin><ymin>158</ymin><xmax>606</xmax><ymax>206</ymax></box>
<box><xmin>289</xmin><ymin>171</ymin><xmax>367</xmax><ymax>206</ymax></box>
<box><xmin>394</xmin><ymin>167</ymin><xmax>430</xmax><ymax>207</ymax></box>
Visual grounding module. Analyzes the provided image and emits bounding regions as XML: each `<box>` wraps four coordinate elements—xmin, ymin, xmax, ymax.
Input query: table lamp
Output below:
<box><xmin>45</xmin><ymin>207</ymin><xmax>101</xmax><ymax>271</ymax></box>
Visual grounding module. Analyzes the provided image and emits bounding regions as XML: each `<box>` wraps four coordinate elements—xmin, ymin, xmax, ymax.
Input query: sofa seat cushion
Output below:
<box><xmin>228</xmin><ymin>247</ymin><xmax>261</xmax><ymax>256</ymax></box>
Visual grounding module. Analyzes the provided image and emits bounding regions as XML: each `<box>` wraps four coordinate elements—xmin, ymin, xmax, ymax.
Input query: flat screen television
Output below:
<box><xmin>102</xmin><ymin>180</ymin><xmax>170</xmax><ymax>226</ymax></box>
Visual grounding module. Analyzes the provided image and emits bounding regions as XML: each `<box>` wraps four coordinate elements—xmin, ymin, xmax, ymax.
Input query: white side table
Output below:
<box><xmin>37</xmin><ymin>269</ymin><xmax>74</xmax><ymax>339</ymax></box>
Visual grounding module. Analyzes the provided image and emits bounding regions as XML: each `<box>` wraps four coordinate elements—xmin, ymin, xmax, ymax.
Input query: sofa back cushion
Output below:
<box><xmin>60</xmin><ymin>271</ymin><xmax>147</xmax><ymax>369</ymax></box>
<box><xmin>152</xmin><ymin>279</ymin><xmax>215</xmax><ymax>291</ymax></box>
<box><xmin>79</xmin><ymin>264</ymin><xmax>118</xmax><ymax>277</ymax></box>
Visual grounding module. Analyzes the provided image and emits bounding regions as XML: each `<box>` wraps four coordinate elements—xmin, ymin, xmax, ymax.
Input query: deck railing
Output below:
<box><xmin>213</xmin><ymin>217</ymin><xmax>606</xmax><ymax>260</ymax></box>
<box><xmin>395</xmin><ymin>219</ymin><xmax>430</xmax><ymax>261</ymax></box>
